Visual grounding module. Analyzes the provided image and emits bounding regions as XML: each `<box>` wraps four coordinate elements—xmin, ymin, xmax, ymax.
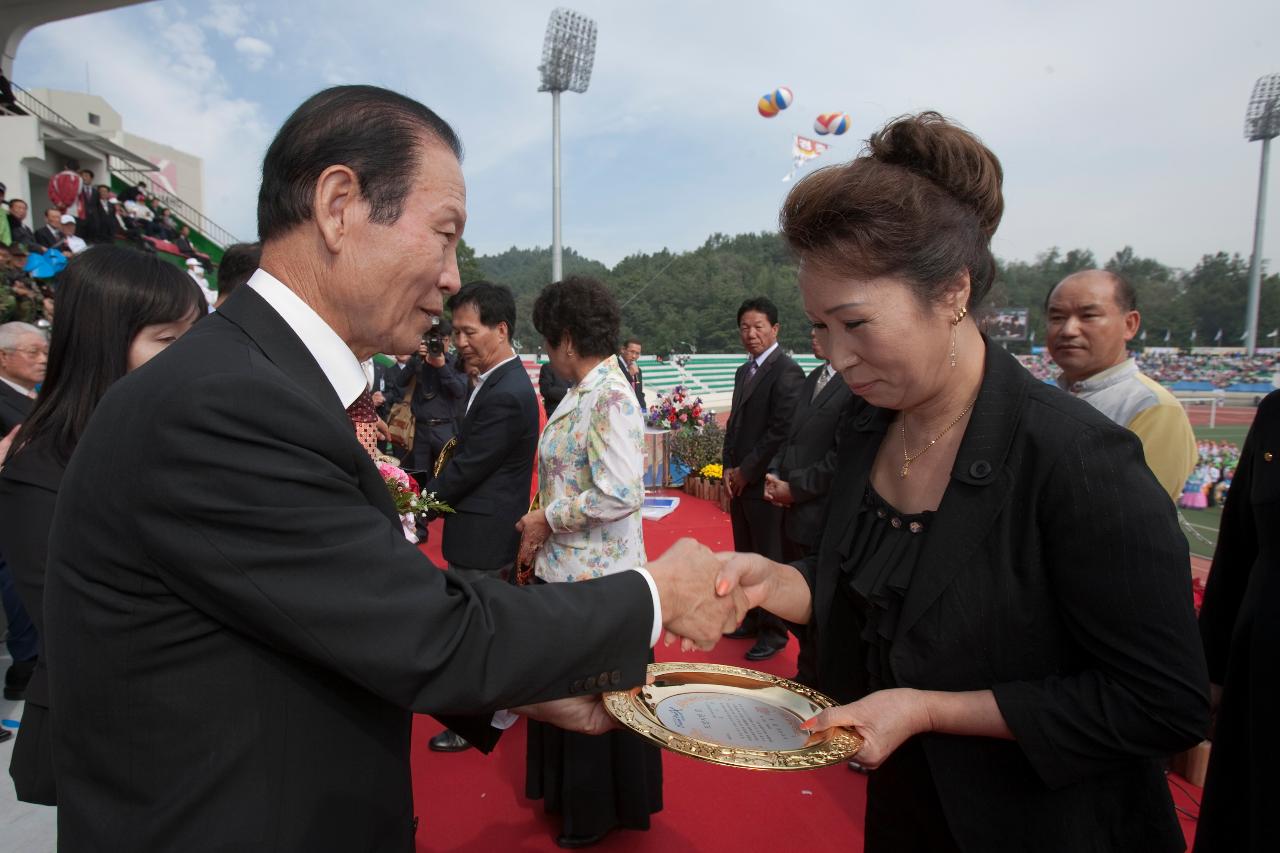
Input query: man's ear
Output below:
<box><xmin>313</xmin><ymin>165</ymin><xmax>360</xmax><ymax>255</ymax></box>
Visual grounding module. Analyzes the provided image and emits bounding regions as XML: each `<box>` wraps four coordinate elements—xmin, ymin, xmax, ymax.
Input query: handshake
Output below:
<box><xmin>645</xmin><ymin>537</ymin><xmax>763</xmax><ymax>651</ymax></box>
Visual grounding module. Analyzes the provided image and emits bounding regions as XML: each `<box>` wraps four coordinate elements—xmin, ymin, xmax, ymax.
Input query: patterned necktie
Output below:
<box><xmin>347</xmin><ymin>390</ymin><xmax>381</xmax><ymax>460</ymax></box>
<box><xmin>746</xmin><ymin>359</ymin><xmax>758</xmax><ymax>381</ymax></box>
<box><xmin>812</xmin><ymin>368</ymin><xmax>832</xmax><ymax>402</ymax></box>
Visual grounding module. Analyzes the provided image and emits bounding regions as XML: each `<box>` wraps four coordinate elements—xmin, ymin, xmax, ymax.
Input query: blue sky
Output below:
<box><xmin>12</xmin><ymin>0</ymin><xmax>1280</xmax><ymax>271</ymax></box>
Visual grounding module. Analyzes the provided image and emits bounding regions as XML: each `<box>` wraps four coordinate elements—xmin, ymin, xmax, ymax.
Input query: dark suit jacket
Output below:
<box><xmin>43</xmin><ymin>287</ymin><xmax>652</xmax><ymax>852</ymax></box>
<box><xmin>539</xmin><ymin>362</ymin><xmax>571</xmax><ymax>417</ymax></box>
<box><xmin>0</xmin><ymin>380</ymin><xmax>33</xmax><ymax>432</ymax></box>
<box><xmin>802</xmin><ymin>339</ymin><xmax>1208</xmax><ymax>852</ymax></box>
<box><xmin>402</xmin><ymin>351</ymin><xmax>466</xmax><ymax>424</ymax></box>
<box><xmin>768</xmin><ymin>365</ymin><xmax>853</xmax><ymax>549</ymax></box>
<box><xmin>426</xmin><ymin>356</ymin><xmax>539</xmax><ymax>570</ymax></box>
<box><xmin>0</xmin><ymin>438</ymin><xmax>63</xmax><ymax>802</ymax></box>
<box><xmin>722</xmin><ymin>346</ymin><xmax>805</xmax><ymax>499</ymax></box>
<box><xmin>1195</xmin><ymin>390</ymin><xmax>1279</xmax><ymax>851</ymax></box>
<box><xmin>34</xmin><ymin>225</ymin><xmax>63</xmax><ymax>250</ymax></box>
<box><xmin>7</xmin><ymin>215</ymin><xmax>39</xmax><ymax>251</ymax></box>
<box><xmin>616</xmin><ymin>355</ymin><xmax>646</xmax><ymax>410</ymax></box>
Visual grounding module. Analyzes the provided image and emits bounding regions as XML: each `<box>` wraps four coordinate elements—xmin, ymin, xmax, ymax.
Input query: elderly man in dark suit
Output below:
<box><xmin>764</xmin><ymin>326</ymin><xmax>854</xmax><ymax>683</ymax></box>
<box><xmin>42</xmin><ymin>85</ymin><xmax>743</xmax><ymax>853</ymax></box>
<box><xmin>0</xmin><ymin>321</ymin><xmax>46</xmax><ymax>703</ymax></box>
<box><xmin>722</xmin><ymin>296</ymin><xmax>805</xmax><ymax>660</ymax></box>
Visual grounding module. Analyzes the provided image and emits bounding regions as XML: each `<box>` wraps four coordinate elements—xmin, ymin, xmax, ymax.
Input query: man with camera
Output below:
<box><xmin>397</xmin><ymin>319</ymin><xmax>467</xmax><ymax>477</ymax></box>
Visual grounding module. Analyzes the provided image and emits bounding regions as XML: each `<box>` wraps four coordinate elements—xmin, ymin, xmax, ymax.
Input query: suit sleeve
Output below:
<box><xmin>439</xmin><ymin>356</ymin><xmax>467</xmax><ymax>400</ymax></box>
<box><xmin>738</xmin><ymin>360</ymin><xmax>805</xmax><ymax>485</ymax></box>
<box><xmin>136</xmin><ymin>372</ymin><xmax>653</xmax><ymax>722</ymax></box>
<box><xmin>787</xmin><ymin>400</ymin><xmax>852</xmax><ymax>504</ymax></box>
<box><xmin>991</xmin><ymin>425</ymin><xmax>1210</xmax><ymax>789</ymax></box>
<box><xmin>1199</xmin><ymin>397</ymin><xmax>1269</xmax><ymax>685</ymax></box>
<box><xmin>425</xmin><ymin>387</ymin><xmax>523</xmax><ymax>503</ymax></box>
<box><xmin>395</xmin><ymin>356</ymin><xmax>421</xmax><ymax>395</ymax></box>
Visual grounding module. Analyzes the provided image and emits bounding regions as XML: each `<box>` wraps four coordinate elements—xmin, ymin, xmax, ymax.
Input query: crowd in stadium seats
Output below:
<box><xmin>1179</xmin><ymin>440</ymin><xmax>1240</xmax><ymax>509</ymax></box>
<box><xmin>1018</xmin><ymin>350</ymin><xmax>1280</xmax><ymax>389</ymax></box>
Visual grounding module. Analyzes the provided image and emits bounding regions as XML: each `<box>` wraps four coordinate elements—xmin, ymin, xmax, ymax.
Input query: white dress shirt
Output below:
<box><xmin>751</xmin><ymin>341</ymin><xmax>779</xmax><ymax>368</ymax></box>
<box><xmin>0</xmin><ymin>376</ymin><xmax>35</xmax><ymax>398</ymax></box>
<box><xmin>245</xmin><ymin>269</ymin><xmax>663</xmax><ymax>647</ymax></box>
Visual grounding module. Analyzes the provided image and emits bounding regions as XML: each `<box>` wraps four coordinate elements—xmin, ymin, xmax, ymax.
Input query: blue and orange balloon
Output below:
<box><xmin>814</xmin><ymin>112</ymin><xmax>851</xmax><ymax>135</ymax></box>
<box><xmin>757</xmin><ymin>86</ymin><xmax>793</xmax><ymax>118</ymax></box>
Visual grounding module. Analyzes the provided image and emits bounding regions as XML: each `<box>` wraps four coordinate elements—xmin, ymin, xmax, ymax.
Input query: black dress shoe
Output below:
<box><xmin>744</xmin><ymin>639</ymin><xmax>785</xmax><ymax>661</ymax></box>
<box><xmin>427</xmin><ymin>730</ymin><xmax>472</xmax><ymax>752</ymax></box>
<box><xmin>4</xmin><ymin>659</ymin><xmax>36</xmax><ymax>701</ymax></box>
<box><xmin>723</xmin><ymin>626</ymin><xmax>757</xmax><ymax>640</ymax></box>
<box><xmin>556</xmin><ymin>830</ymin><xmax>609</xmax><ymax>849</ymax></box>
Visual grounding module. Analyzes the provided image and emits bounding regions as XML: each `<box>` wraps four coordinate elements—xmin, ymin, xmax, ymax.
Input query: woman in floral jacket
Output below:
<box><xmin>516</xmin><ymin>276</ymin><xmax>660</xmax><ymax>849</ymax></box>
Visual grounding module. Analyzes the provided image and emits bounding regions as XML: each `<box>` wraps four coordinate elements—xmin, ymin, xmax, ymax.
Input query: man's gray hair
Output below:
<box><xmin>0</xmin><ymin>322</ymin><xmax>48</xmax><ymax>351</ymax></box>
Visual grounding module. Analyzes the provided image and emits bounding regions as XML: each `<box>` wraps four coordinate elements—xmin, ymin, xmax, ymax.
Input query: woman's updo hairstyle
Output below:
<box><xmin>780</xmin><ymin>111</ymin><xmax>1003</xmax><ymax>310</ymax></box>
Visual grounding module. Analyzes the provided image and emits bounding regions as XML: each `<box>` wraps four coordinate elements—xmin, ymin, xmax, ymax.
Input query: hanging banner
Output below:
<box><xmin>782</xmin><ymin>135</ymin><xmax>830</xmax><ymax>182</ymax></box>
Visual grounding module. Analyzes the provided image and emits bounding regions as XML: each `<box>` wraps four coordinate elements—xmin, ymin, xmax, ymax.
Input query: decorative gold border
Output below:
<box><xmin>603</xmin><ymin>662</ymin><xmax>863</xmax><ymax>771</ymax></box>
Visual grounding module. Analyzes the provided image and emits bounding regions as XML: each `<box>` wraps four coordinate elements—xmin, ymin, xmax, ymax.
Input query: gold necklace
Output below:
<box><xmin>899</xmin><ymin>398</ymin><xmax>978</xmax><ymax>479</ymax></box>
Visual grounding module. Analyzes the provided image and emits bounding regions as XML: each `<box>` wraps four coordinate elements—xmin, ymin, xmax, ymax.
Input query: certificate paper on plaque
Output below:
<box><xmin>602</xmin><ymin>662</ymin><xmax>862</xmax><ymax>771</ymax></box>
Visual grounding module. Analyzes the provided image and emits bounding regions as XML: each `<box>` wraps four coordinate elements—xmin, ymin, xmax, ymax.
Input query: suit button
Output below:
<box><xmin>599</xmin><ymin>672</ymin><xmax>610</xmax><ymax>687</ymax></box>
<box><xmin>584</xmin><ymin>676</ymin><xmax>597</xmax><ymax>690</ymax></box>
<box><xmin>571</xmin><ymin>680</ymin><xmax>583</xmax><ymax>694</ymax></box>
<box><xmin>969</xmin><ymin>460</ymin><xmax>992</xmax><ymax>479</ymax></box>
<box><xmin>610</xmin><ymin>670</ymin><xmax>621</xmax><ymax>686</ymax></box>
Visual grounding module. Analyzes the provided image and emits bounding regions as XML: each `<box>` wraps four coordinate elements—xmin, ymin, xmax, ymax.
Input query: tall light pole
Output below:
<box><xmin>1243</xmin><ymin>73</ymin><xmax>1280</xmax><ymax>355</ymax></box>
<box><xmin>538</xmin><ymin>8</ymin><xmax>597</xmax><ymax>284</ymax></box>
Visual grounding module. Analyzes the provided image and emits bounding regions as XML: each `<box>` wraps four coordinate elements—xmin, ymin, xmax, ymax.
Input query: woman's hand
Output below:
<box><xmin>801</xmin><ymin>688</ymin><xmax>934</xmax><ymax>769</ymax></box>
<box><xmin>515</xmin><ymin>508</ymin><xmax>552</xmax><ymax>572</ymax></box>
<box><xmin>714</xmin><ymin>551</ymin><xmax>813</xmax><ymax>624</ymax></box>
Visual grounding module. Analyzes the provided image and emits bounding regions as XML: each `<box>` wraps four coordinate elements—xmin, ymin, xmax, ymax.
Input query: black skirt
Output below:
<box><xmin>525</xmin><ymin>705</ymin><xmax>662</xmax><ymax>836</ymax></box>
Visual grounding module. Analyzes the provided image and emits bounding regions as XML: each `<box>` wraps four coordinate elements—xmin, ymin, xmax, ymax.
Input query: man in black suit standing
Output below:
<box><xmin>42</xmin><ymin>85</ymin><xmax>742</xmax><ymax>852</ymax></box>
<box><xmin>423</xmin><ymin>281</ymin><xmax>538</xmax><ymax>753</ymax></box>
<box><xmin>618</xmin><ymin>336</ymin><xmax>646</xmax><ymax>409</ymax></box>
<box><xmin>0</xmin><ymin>321</ymin><xmax>46</xmax><ymax>702</ymax></box>
<box><xmin>763</xmin><ymin>326</ymin><xmax>853</xmax><ymax>682</ymax></box>
<box><xmin>722</xmin><ymin>296</ymin><xmax>805</xmax><ymax>660</ymax></box>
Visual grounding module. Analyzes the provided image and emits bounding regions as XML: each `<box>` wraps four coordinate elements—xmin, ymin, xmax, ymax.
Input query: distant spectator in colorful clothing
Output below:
<box><xmin>1046</xmin><ymin>269</ymin><xmax>1196</xmax><ymax>500</ymax></box>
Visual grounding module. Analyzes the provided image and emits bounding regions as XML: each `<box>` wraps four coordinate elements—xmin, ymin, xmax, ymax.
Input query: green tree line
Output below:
<box><xmin>456</xmin><ymin>234</ymin><xmax>1280</xmax><ymax>354</ymax></box>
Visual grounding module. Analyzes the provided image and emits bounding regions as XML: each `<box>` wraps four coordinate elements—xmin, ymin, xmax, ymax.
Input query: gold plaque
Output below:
<box><xmin>603</xmin><ymin>662</ymin><xmax>862</xmax><ymax>771</ymax></box>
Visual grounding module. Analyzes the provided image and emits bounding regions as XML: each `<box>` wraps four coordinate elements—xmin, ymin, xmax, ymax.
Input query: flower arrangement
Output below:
<box><xmin>378</xmin><ymin>461</ymin><xmax>453</xmax><ymax>543</ymax></box>
<box><xmin>646</xmin><ymin>385</ymin><xmax>714</xmax><ymax>432</ymax></box>
<box><xmin>700</xmin><ymin>463</ymin><xmax>724</xmax><ymax>480</ymax></box>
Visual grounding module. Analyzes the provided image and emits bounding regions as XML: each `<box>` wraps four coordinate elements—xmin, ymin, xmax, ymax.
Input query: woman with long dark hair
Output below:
<box><xmin>0</xmin><ymin>245</ymin><xmax>202</xmax><ymax>804</ymax></box>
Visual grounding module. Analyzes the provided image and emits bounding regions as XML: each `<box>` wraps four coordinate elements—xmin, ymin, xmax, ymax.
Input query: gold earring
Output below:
<box><xmin>950</xmin><ymin>325</ymin><xmax>958</xmax><ymax>368</ymax></box>
<box><xmin>952</xmin><ymin>305</ymin><xmax>968</xmax><ymax>326</ymax></box>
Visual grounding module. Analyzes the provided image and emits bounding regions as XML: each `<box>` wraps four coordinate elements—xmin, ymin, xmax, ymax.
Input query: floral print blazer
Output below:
<box><xmin>535</xmin><ymin>357</ymin><xmax>645</xmax><ymax>583</ymax></box>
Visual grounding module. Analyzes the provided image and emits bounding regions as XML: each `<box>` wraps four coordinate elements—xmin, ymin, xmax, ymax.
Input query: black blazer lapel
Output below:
<box><xmin>214</xmin><ymin>286</ymin><xmax>398</xmax><ymax>523</ymax></box>
<box><xmin>893</xmin><ymin>342</ymin><xmax>1029</xmax><ymax>644</ymax></box>
<box><xmin>737</xmin><ymin>347</ymin><xmax>781</xmax><ymax>411</ymax></box>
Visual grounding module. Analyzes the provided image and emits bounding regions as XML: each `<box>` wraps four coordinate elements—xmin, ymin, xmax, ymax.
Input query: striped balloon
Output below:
<box><xmin>814</xmin><ymin>112</ymin><xmax>851</xmax><ymax>135</ymax></box>
<box><xmin>757</xmin><ymin>86</ymin><xmax>794</xmax><ymax>118</ymax></box>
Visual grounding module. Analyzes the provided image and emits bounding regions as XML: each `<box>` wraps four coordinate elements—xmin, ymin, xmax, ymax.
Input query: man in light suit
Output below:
<box><xmin>764</xmin><ymin>327</ymin><xmax>854</xmax><ymax>683</ymax></box>
<box><xmin>422</xmin><ymin>280</ymin><xmax>539</xmax><ymax>753</ymax></box>
<box><xmin>722</xmin><ymin>296</ymin><xmax>805</xmax><ymax>661</ymax></box>
<box><xmin>44</xmin><ymin>85</ymin><xmax>743</xmax><ymax>852</ymax></box>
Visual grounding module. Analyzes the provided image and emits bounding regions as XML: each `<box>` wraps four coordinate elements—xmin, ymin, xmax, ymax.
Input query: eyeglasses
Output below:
<box><xmin>4</xmin><ymin>346</ymin><xmax>48</xmax><ymax>358</ymax></box>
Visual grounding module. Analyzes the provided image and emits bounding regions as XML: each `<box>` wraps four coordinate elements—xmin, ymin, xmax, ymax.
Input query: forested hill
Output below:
<box><xmin>466</xmin><ymin>234</ymin><xmax>1280</xmax><ymax>355</ymax></box>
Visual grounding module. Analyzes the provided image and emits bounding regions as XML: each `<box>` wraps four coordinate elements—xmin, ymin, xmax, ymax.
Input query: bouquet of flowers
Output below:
<box><xmin>378</xmin><ymin>460</ymin><xmax>453</xmax><ymax>543</ymax></box>
<box><xmin>646</xmin><ymin>385</ymin><xmax>714</xmax><ymax>432</ymax></box>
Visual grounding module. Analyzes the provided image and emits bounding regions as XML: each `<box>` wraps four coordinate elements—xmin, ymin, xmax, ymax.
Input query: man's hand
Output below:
<box><xmin>371</xmin><ymin>390</ymin><xmax>385</xmax><ymax>408</ymax></box>
<box><xmin>724</xmin><ymin>467</ymin><xmax>746</xmax><ymax>497</ymax></box>
<box><xmin>647</xmin><ymin>538</ymin><xmax>749</xmax><ymax>651</ymax></box>
<box><xmin>513</xmin><ymin>695</ymin><xmax>618</xmax><ymax>735</ymax></box>
<box><xmin>515</xmin><ymin>508</ymin><xmax>552</xmax><ymax>575</ymax></box>
<box><xmin>763</xmin><ymin>474</ymin><xmax>793</xmax><ymax>506</ymax></box>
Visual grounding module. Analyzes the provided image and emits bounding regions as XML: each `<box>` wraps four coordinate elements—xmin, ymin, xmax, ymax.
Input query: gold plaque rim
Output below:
<box><xmin>603</xmin><ymin>662</ymin><xmax>863</xmax><ymax>771</ymax></box>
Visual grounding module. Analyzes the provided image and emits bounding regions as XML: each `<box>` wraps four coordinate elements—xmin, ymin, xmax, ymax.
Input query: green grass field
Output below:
<box><xmin>1177</xmin><ymin>423</ymin><xmax>1248</xmax><ymax>560</ymax></box>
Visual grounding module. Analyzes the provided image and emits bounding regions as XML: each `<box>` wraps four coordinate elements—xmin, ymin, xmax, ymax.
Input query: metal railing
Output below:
<box><xmin>7</xmin><ymin>82</ymin><xmax>240</xmax><ymax>250</ymax></box>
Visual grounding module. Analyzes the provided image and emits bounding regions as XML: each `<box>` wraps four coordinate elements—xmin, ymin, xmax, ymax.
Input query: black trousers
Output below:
<box><xmin>729</xmin><ymin>495</ymin><xmax>788</xmax><ymax>646</ymax></box>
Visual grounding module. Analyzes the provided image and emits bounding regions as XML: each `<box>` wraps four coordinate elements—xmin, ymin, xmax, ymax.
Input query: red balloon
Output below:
<box><xmin>48</xmin><ymin>170</ymin><xmax>82</xmax><ymax>210</ymax></box>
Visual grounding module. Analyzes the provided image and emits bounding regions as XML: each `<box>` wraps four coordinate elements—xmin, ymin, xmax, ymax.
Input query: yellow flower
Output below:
<box><xmin>700</xmin><ymin>463</ymin><xmax>723</xmax><ymax>480</ymax></box>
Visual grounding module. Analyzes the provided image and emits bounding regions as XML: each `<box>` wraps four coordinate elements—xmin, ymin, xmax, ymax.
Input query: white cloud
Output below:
<box><xmin>202</xmin><ymin>3</ymin><xmax>249</xmax><ymax>38</ymax></box>
<box><xmin>234</xmin><ymin>36</ymin><xmax>274</xmax><ymax>72</ymax></box>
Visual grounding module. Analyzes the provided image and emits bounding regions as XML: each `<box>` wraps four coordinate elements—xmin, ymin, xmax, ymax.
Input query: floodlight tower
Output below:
<box><xmin>538</xmin><ymin>8</ymin><xmax>597</xmax><ymax>283</ymax></box>
<box><xmin>1243</xmin><ymin>73</ymin><xmax>1280</xmax><ymax>355</ymax></box>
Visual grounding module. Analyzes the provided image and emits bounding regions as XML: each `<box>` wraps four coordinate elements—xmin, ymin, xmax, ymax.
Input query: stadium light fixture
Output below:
<box><xmin>1242</xmin><ymin>73</ymin><xmax>1280</xmax><ymax>355</ymax></box>
<box><xmin>538</xmin><ymin>8</ymin><xmax>597</xmax><ymax>283</ymax></box>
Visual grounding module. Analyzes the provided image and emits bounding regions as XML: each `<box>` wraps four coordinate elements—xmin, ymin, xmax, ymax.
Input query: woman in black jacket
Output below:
<box><xmin>717</xmin><ymin>112</ymin><xmax>1208</xmax><ymax>852</ymax></box>
<box><xmin>0</xmin><ymin>246</ymin><xmax>201</xmax><ymax>804</ymax></box>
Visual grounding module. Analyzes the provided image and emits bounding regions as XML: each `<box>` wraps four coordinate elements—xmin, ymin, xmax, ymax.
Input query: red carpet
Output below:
<box><xmin>411</xmin><ymin>490</ymin><xmax>1200</xmax><ymax>851</ymax></box>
